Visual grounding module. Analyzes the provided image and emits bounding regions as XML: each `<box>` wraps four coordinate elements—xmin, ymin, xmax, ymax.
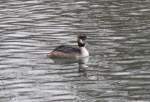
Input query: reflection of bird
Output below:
<box><xmin>48</xmin><ymin>34</ymin><xmax>89</xmax><ymax>58</ymax></box>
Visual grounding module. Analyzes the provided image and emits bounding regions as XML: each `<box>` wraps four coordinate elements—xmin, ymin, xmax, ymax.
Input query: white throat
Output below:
<box><xmin>80</xmin><ymin>47</ymin><xmax>89</xmax><ymax>57</ymax></box>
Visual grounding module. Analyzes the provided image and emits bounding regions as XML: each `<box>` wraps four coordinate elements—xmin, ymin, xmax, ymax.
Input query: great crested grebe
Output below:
<box><xmin>48</xmin><ymin>34</ymin><xmax>89</xmax><ymax>58</ymax></box>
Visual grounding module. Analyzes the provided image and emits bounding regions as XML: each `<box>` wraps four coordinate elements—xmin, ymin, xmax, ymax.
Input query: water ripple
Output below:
<box><xmin>0</xmin><ymin>0</ymin><xmax>150</xmax><ymax>102</ymax></box>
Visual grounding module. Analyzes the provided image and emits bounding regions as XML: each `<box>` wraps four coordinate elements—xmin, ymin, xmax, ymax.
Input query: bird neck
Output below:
<box><xmin>79</xmin><ymin>47</ymin><xmax>89</xmax><ymax>57</ymax></box>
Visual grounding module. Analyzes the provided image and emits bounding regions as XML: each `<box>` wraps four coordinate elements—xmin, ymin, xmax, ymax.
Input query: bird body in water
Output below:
<box><xmin>48</xmin><ymin>34</ymin><xmax>89</xmax><ymax>58</ymax></box>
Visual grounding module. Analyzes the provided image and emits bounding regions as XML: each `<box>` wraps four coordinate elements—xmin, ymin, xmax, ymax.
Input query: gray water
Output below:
<box><xmin>0</xmin><ymin>0</ymin><xmax>150</xmax><ymax>102</ymax></box>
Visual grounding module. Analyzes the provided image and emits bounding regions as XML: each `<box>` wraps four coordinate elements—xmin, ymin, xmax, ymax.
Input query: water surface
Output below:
<box><xmin>0</xmin><ymin>0</ymin><xmax>150</xmax><ymax>102</ymax></box>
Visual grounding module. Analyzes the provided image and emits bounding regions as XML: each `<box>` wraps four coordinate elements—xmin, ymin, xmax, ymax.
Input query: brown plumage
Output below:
<box><xmin>48</xmin><ymin>34</ymin><xmax>89</xmax><ymax>58</ymax></box>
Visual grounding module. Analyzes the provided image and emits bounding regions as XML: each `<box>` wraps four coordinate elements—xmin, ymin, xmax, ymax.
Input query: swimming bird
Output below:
<box><xmin>48</xmin><ymin>34</ymin><xmax>89</xmax><ymax>58</ymax></box>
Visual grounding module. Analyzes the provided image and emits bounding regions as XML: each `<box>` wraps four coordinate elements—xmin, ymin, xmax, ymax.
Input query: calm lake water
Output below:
<box><xmin>0</xmin><ymin>0</ymin><xmax>150</xmax><ymax>102</ymax></box>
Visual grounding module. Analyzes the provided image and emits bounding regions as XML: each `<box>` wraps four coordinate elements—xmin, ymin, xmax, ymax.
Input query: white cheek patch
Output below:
<box><xmin>79</xmin><ymin>39</ymin><xmax>84</xmax><ymax>44</ymax></box>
